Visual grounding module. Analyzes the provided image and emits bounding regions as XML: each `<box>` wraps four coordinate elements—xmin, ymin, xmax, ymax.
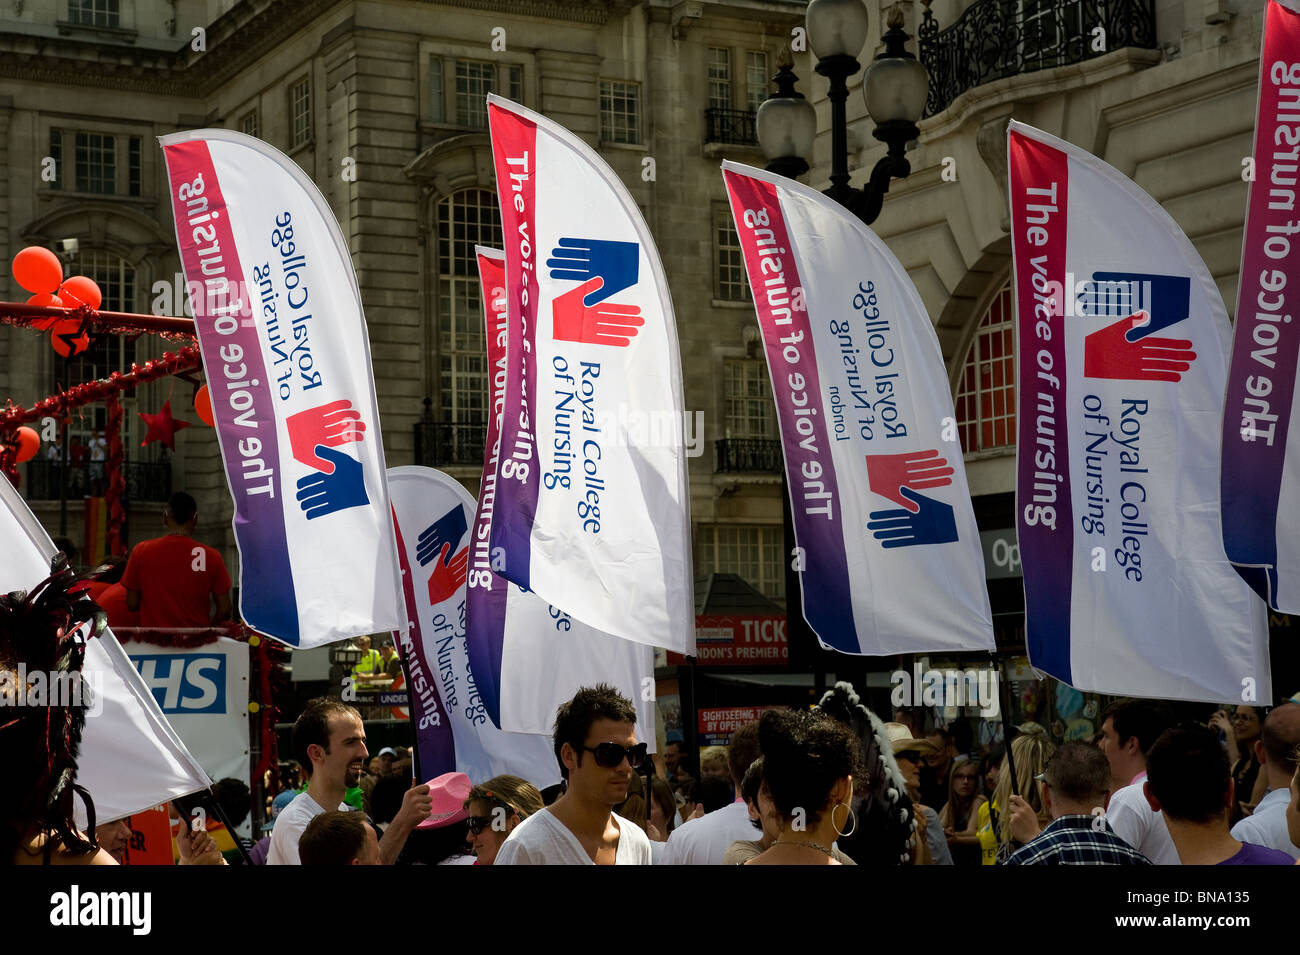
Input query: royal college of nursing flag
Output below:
<box><xmin>160</xmin><ymin>130</ymin><xmax>403</xmax><ymax>649</ymax></box>
<box><xmin>484</xmin><ymin>95</ymin><xmax>693</xmax><ymax>654</ymax></box>
<box><xmin>721</xmin><ymin>161</ymin><xmax>994</xmax><ymax>655</ymax></box>
<box><xmin>388</xmin><ymin>465</ymin><xmax>561</xmax><ymax>787</ymax></box>
<box><xmin>1008</xmin><ymin>121</ymin><xmax>1271</xmax><ymax>703</ymax></box>
<box><xmin>466</xmin><ymin>247</ymin><xmax>655</xmax><ymax>734</ymax></box>
<box><xmin>1222</xmin><ymin>0</ymin><xmax>1300</xmax><ymax>613</ymax></box>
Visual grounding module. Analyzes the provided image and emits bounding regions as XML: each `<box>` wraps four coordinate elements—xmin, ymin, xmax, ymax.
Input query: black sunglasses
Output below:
<box><xmin>896</xmin><ymin>750</ymin><xmax>924</xmax><ymax>763</ymax></box>
<box><xmin>466</xmin><ymin>814</ymin><xmax>500</xmax><ymax>835</ymax></box>
<box><xmin>579</xmin><ymin>741</ymin><xmax>648</xmax><ymax>769</ymax></box>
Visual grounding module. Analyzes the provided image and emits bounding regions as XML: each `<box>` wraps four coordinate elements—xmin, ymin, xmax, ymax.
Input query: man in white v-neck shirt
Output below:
<box><xmin>267</xmin><ymin>698</ymin><xmax>432</xmax><ymax>865</ymax></box>
<box><xmin>496</xmin><ymin>685</ymin><xmax>652</xmax><ymax>865</ymax></box>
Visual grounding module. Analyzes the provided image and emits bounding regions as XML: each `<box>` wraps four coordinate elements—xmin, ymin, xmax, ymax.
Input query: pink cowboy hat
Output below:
<box><xmin>415</xmin><ymin>771</ymin><xmax>473</xmax><ymax>830</ymax></box>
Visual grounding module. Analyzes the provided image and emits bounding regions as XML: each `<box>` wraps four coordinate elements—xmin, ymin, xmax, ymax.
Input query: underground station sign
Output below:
<box><xmin>667</xmin><ymin>614</ymin><xmax>789</xmax><ymax>667</ymax></box>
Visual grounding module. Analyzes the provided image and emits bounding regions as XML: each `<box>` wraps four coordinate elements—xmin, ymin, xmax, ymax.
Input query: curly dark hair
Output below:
<box><xmin>552</xmin><ymin>683</ymin><xmax>636</xmax><ymax>781</ymax></box>
<box><xmin>1</xmin><ymin>554</ymin><xmax>107</xmax><ymax>865</ymax></box>
<box><xmin>758</xmin><ymin>707</ymin><xmax>859</xmax><ymax>826</ymax></box>
<box><xmin>815</xmin><ymin>682</ymin><xmax>918</xmax><ymax>864</ymax></box>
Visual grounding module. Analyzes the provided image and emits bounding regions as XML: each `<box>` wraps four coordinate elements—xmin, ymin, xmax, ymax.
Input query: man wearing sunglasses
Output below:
<box><xmin>496</xmin><ymin>684</ymin><xmax>654</xmax><ymax>865</ymax></box>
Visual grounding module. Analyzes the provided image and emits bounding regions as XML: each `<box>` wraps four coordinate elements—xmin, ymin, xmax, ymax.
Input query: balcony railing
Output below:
<box><xmin>23</xmin><ymin>459</ymin><xmax>172</xmax><ymax>502</ymax></box>
<box><xmin>918</xmin><ymin>0</ymin><xmax>1157</xmax><ymax>117</ymax></box>
<box><xmin>414</xmin><ymin>419</ymin><xmax>486</xmax><ymax>468</ymax></box>
<box><xmin>705</xmin><ymin>108</ymin><xmax>758</xmax><ymax>146</ymax></box>
<box><xmin>715</xmin><ymin>438</ymin><xmax>783</xmax><ymax>474</ymax></box>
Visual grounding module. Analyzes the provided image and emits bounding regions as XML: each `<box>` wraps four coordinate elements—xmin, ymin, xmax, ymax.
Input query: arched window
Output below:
<box><xmin>436</xmin><ymin>188</ymin><xmax>502</xmax><ymax>425</ymax></box>
<box><xmin>954</xmin><ymin>278</ymin><xmax>1016</xmax><ymax>453</ymax></box>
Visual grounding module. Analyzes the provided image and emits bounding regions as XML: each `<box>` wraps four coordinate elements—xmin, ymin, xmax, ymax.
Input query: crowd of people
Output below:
<box><xmin>4</xmin><ymin>552</ymin><xmax>1300</xmax><ymax>867</ymax></box>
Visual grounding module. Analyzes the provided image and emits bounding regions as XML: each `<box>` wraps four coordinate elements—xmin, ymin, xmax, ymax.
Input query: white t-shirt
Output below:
<box><xmin>1230</xmin><ymin>788</ymin><xmax>1300</xmax><ymax>860</ymax></box>
<box><xmin>1106</xmin><ymin>776</ymin><xmax>1180</xmax><ymax>865</ymax></box>
<box><xmin>495</xmin><ymin>807</ymin><xmax>652</xmax><ymax>865</ymax></box>
<box><xmin>266</xmin><ymin>791</ymin><xmax>350</xmax><ymax>865</ymax></box>
<box><xmin>658</xmin><ymin>799</ymin><xmax>758</xmax><ymax>865</ymax></box>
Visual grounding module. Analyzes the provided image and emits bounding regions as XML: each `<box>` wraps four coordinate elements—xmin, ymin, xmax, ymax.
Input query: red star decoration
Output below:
<box><xmin>138</xmin><ymin>400</ymin><xmax>191</xmax><ymax>450</ymax></box>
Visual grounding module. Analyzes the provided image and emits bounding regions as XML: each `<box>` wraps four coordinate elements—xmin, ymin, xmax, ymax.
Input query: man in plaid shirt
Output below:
<box><xmin>1006</xmin><ymin>742</ymin><xmax>1151</xmax><ymax>865</ymax></box>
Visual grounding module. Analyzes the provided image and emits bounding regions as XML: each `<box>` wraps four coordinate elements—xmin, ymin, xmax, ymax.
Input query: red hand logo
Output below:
<box><xmin>286</xmin><ymin>400</ymin><xmax>366</xmax><ymax>474</ymax></box>
<box><xmin>552</xmin><ymin>277</ymin><xmax>645</xmax><ymax>347</ymax></box>
<box><xmin>1083</xmin><ymin>312</ymin><xmax>1196</xmax><ymax>383</ymax></box>
<box><xmin>866</xmin><ymin>450</ymin><xmax>954</xmax><ymax>513</ymax></box>
<box><xmin>427</xmin><ymin>543</ymin><xmax>469</xmax><ymax>605</ymax></box>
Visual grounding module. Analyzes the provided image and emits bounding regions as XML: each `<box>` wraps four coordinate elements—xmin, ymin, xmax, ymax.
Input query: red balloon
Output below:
<box><xmin>14</xmin><ymin>426</ymin><xmax>41</xmax><ymax>463</ymax></box>
<box><xmin>50</xmin><ymin>318</ymin><xmax>90</xmax><ymax>357</ymax></box>
<box><xmin>194</xmin><ymin>385</ymin><xmax>215</xmax><ymax>427</ymax></box>
<box><xmin>26</xmin><ymin>292</ymin><xmax>66</xmax><ymax>330</ymax></box>
<box><xmin>12</xmin><ymin>246</ymin><xmax>63</xmax><ymax>294</ymax></box>
<box><xmin>59</xmin><ymin>275</ymin><xmax>102</xmax><ymax>310</ymax></box>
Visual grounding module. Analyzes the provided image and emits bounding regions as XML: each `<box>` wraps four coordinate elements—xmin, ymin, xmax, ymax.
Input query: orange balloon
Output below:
<box><xmin>59</xmin><ymin>275</ymin><xmax>102</xmax><ymax>310</ymax></box>
<box><xmin>26</xmin><ymin>292</ymin><xmax>66</xmax><ymax>330</ymax></box>
<box><xmin>50</xmin><ymin>318</ymin><xmax>89</xmax><ymax>357</ymax></box>
<box><xmin>194</xmin><ymin>385</ymin><xmax>215</xmax><ymax>427</ymax></box>
<box><xmin>14</xmin><ymin>426</ymin><xmax>41</xmax><ymax>463</ymax></box>
<box><xmin>12</xmin><ymin>246</ymin><xmax>63</xmax><ymax>294</ymax></box>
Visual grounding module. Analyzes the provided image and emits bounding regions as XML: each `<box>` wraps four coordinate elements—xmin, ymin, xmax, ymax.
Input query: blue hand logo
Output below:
<box><xmin>547</xmin><ymin>237</ymin><xmax>638</xmax><ymax>305</ymax></box>
<box><xmin>416</xmin><ymin>507</ymin><xmax>469</xmax><ymax>567</ymax></box>
<box><xmin>867</xmin><ymin>487</ymin><xmax>959</xmax><ymax>548</ymax></box>
<box><xmin>295</xmin><ymin>445</ymin><xmax>369</xmax><ymax>520</ymax></box>
<box><xmin>1076</xmin><ymin>271</ymin><xmax>1191</xmax><ymax>341</ymax></box>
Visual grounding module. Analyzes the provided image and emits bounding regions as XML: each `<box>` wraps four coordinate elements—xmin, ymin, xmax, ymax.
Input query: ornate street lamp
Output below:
<box><xmin>758</xmin><ymin>0</ymin><xmax>930</xmax><ymax>224</ymax></box>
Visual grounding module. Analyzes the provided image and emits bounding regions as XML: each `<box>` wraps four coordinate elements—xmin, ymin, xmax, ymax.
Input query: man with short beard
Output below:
<box><xmin>268</xmin><ymin>698</ymin><xmax>431</xmax><ymax>864</ymax></box>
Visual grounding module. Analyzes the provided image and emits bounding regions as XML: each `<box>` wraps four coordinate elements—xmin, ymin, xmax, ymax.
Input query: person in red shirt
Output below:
<box><xmin>84</xmin><ymin>554</ymin><xmax>140</xmax><ymax>631</ymax></box>
<box><xmin>122</xmin><ymin>492</ymin><xmax>232</xmax><ymax>628</ymax></box>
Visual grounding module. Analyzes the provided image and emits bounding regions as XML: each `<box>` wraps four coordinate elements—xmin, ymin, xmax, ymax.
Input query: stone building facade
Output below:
<box><xmin>0</xmin><ymin>0</ymin><xmax>806</xmax><ymax>603</ymax></box>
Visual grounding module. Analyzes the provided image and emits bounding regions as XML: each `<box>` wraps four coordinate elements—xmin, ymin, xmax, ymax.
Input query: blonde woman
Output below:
<box><xmin>975</xmin><ymin>724</ymin><xmax>1056</xmax><ymax>864</ymax></box>
<box><xmin>463</xmin><ymin>775</ymin><xmax>544</xmax><ymax>866</ymax></box>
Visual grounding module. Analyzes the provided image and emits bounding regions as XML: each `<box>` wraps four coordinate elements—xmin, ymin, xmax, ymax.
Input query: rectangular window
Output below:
<box><xmin>74</xmin><ymin>133</ymin><xmax>115</xmax><ymax>195</ymax></box>
<box><xmin>128</xmin><ymin>136</ymin><xmax>141</xmax><ymax>197</ymax></box>
<box><xmin>507</xmin><ymin>64</ymin><xmax>523</xmax><ymax>103</ymax></box>
<box><xmin>746</xmin><ymin>51</ymin><xmax>769</xmax><ymax>114</ymax></box>
<box><xmin>290</xmin><ymin>78</ymin><xmax>311</xmax><ymax>147</ymax></box>
<box><xmin>599</xmin><ymin>80</ymin><xmax>641</xmax><ymax>145</ymax></box>
<box><xmin>68</xmin><ymin>0</ymin><xmax>119</xmax><ymax>28</ymax></box>
<box><xmin>724</xmin><ymin>360</ymin><xmax>776</xmax><ymax>439</ymax></box>
<box><xmin>240</xmin><ymin>109</ymin><xmax>260</xmax><ymax>138</ymax></box>
<box><xmin>708</xmin><ymin>47</ymin><xmax>732</xmax><ymax>111</ymax></box>
<box><xmin>429</xmin><ymin>57</ymin><xmax>444</xmax><ymax>123</ymax></box>
<box><xmin>714</xmin><ymin>207</ymin><xmax>749</xmax><ymax>302</ymax></box>
<box><xmin>695</xmin><ymin>524</ymin><xmax>785</xmax><ymax>600</ymax></box>
<box><xmin>49</xmin><ymin>129</ymin><xmax>62</xmax><ymax>191</ymax></box>
<box><xmin>455</xmin><ymin>60</ymin><xmax>495</xmax><ymax>128</ymax></box>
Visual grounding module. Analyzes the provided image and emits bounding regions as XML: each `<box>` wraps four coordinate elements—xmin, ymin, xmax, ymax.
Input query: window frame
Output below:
<box><xmin>598</xmin><ymin>78</ymin><xmax>642</xmax><ymax>146</ymax></box>
<box><xmin>954</xmin><ymin>277</ymin><xmax>1016</xmax><ymax>455</ymax></box>
<box><xmin>694</xmin><ymin>523</ymin><xmax>786</xmax><ymax>601</ymax></box>
<box><xmin>712</xmin><ymin>204</ymin><xmax>750</xmax><ymax>303</ymax></box>
<box><xmin>423</xmin><ymin>51</ymin><xmax>528</xmax><ymax>130</ymax></box>
<box><xmin>289</xmin><ymin>76</ymin><xmax>312</xmax><ymax>149</ymax></box>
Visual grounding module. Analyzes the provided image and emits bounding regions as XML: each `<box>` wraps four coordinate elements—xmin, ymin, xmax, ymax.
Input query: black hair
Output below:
<box><xmin>211</xmin><ymin>777</ymin><xmax>251</xmax><ymax>828</ymax></box>
<box><xmin>1101</xmin><ymin>699</ymin><xmax>1174</xmax><ymax>756</ymax></box>
<box><xmin>166</xmin><ymin>491</ymin><xmax>198</xmax><ymax>525</ymax></box>
<box><xmin>758</xmin><ymin>708</ymin><xmax>858</xmax><ymax>826</ymax></box>
<box><xmin>1</xmin><ymin>556</ymin><xmax>106</xmax><ymax>865</ymax></box>
<box><xmin>395</xmin><ymin>820</ymin><xmax>471</xmax><ymax>865</ymax></box>
<box><xmin>741</xmin><ymin>756</ymin><xmax>765</xmax><ymax>832</ymax></box>
<box><xmin>551</xmin><ymin>683</ymin><xmax>636</xmax><ymax>781</ymax></box>
<box><xmin>369</xmin><ymin>774</ymin><xmax>409</xmax><ymax>826</ymax></box>
<box><xmin>1146</xmin><ymin>725</ymin><xmax>1230</xmax><ymax>823</ymax></box>
<box><xmin>292</xmin><ymin>697</ymin><xmax>362</xmax><ymax>770</ymax></box>
<box><xmin>299</xmin><ymin>811</ymin><xmax>368</xmax><ymax>865</ymax></box>
<box><xmin>697</xmin><ymin>775</ymin><xmax>734</xmax><ymax>813</ymax></box>
<box><xmin>727</xmin><ymin>721</ymin><xmax>761</xmax><ymax>784</ymax></box>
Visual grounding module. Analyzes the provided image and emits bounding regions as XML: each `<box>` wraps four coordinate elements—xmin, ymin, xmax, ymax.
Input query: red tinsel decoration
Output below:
<box><xmin>0</xmin><ymin>302</ymin><xmax>196</xmax><ymax>344</ymax></box>
<box><xmin>104</xmin><ymin>393</ymin><xmax>126</xmax><ymax>556</ymax></box>
<box><xmin>0</xmin><ymin>346</ymin><xmax>202</xmax><ymax>442</ymax></box>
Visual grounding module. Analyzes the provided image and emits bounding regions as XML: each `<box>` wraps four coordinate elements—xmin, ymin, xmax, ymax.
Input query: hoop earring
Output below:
<box><xmin>831</xmin><ymin>800</ymin><xmax>857</xmax><ymax>838</ymax></box>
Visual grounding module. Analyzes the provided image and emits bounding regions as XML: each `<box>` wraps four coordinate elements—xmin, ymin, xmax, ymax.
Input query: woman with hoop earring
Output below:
<box><xmin>744</xmin><ymin>709</ymin><xmax>860</xmax><ymax>865</ymax></box>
